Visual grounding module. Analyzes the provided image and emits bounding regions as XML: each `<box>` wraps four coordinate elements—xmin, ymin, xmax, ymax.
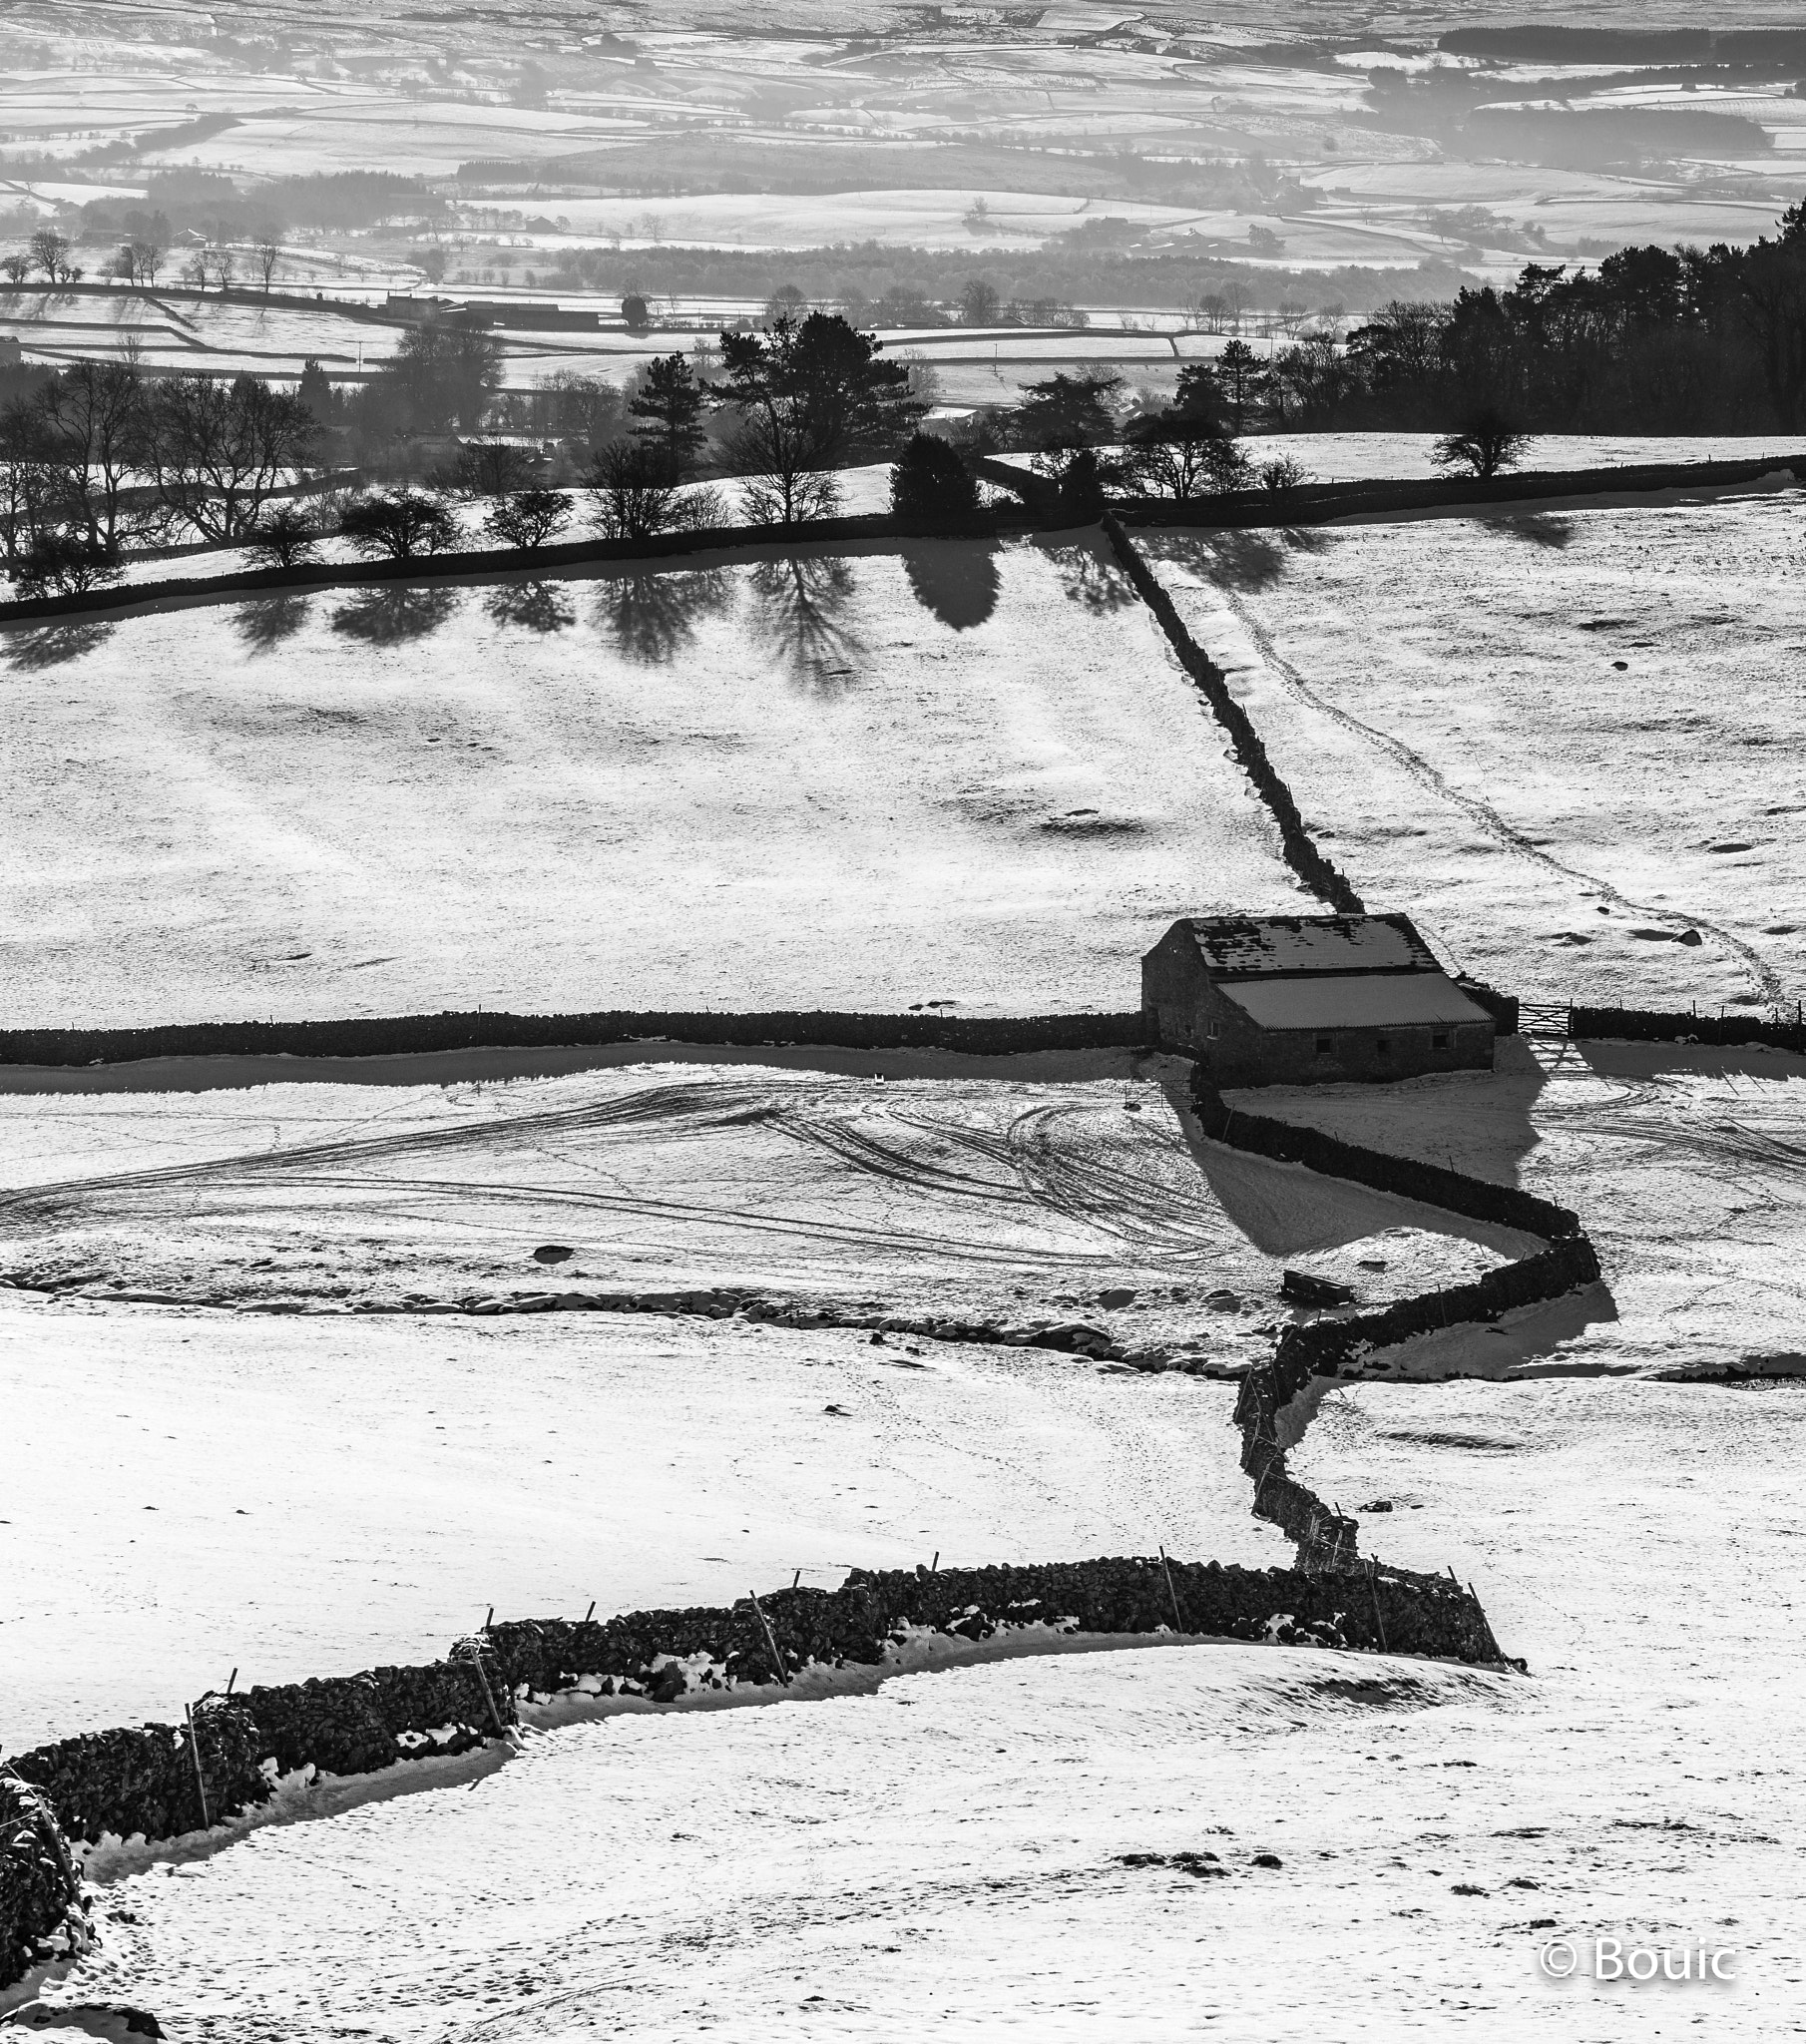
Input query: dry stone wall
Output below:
<box><xmin>0</xmin><ymin>1008</ymin><xmax>1145</xmax><ymax>1071</ymax></box>
<box><xmin>1101</xmin><ymin>515</ymin><xmax>1365</xmax><ymax>914</ymax></box>
<box><xmin>1189</xmin><ymin>1063</ymin><xmax>1598</xmax><ymax>1589</ymax></box>
<box><xmin>0</xmin><ymin>1550</ymin><xmax>1508</xmax><ymax>1986</ymax></box>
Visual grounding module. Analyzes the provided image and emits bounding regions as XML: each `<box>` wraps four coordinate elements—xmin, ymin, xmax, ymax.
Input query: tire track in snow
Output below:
<box><xmin>1201</xmin><ymin>566</ymin><xmax>1784</xmax><ymax>1006</ymax></box>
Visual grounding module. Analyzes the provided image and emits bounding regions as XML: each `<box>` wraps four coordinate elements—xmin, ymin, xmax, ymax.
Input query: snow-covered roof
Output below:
<box><xmin>1220</xmin><ymin>973</ymin><xmax>1492</xmax><ymax>1032</ymax></box>
<box><xmin>1180</xmin><ymin>913</ymin><xmax>1439</xmax><ymax>979</ymax></box>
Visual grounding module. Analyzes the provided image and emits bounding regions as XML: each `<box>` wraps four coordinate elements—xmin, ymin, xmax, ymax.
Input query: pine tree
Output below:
<box><xmin>629</xmin><ymin>353</ymin><xmax>708</xmax><ymax>479</ymax></box>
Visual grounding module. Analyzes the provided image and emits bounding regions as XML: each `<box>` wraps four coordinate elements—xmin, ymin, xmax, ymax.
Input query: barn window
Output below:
<box><xmin>1376</xmin><ymin>1036</ymin><xmax>1391</xmax><ymax>1056</ymax></box>
<box><xmin>1432</xmin><ymin>1029</ymin><xmax>1450</xmax><ymax>1049</ymax></box>
<box><xmin>1206</xmin><ymin>1021</ymin><xmax>1221</xmax><ymax>1041</ymax></box>
<box><xmin>1314</xmin><ymin>1034</ymin><xmax>1333</xmax><ymax>1054</ymax></box>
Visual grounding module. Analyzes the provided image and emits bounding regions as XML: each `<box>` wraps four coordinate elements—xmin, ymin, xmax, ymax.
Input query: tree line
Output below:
<box><xmin>1263</xmin><ymin>206</ymin><xmax>1806</xmax><ymax>435</ymax></box>
<box><xmin>0</xmin><ymin>349</ymin><xmax>316</xmax><ymax>589</ymax></box>
<box><xmin>0</xmin><ymin>308</ymin><xmax>934</xmax><ymax>591</ymax></box>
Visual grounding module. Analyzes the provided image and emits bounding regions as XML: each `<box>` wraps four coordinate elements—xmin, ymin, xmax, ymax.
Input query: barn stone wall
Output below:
<box><xmin>1209</xmin><ymin>1016</ymin><xmax>1495</xmax><ymax>1089</ymax></box>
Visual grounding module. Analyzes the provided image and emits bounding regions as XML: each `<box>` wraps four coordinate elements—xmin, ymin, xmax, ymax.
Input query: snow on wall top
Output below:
<box><xmin>1220</xmin><ymin>973</ymin><xmax>1492</xmax><ymax>1032</ymax></box>
<box><xmin>1177</xmin><ymin>913</ymin><xmax>1439</xmax><ymax>979</ymax></box>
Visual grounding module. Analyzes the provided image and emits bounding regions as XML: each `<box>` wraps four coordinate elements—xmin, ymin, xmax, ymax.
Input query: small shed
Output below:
<box><xmin>1142</xmin><ymin>912</ymin><xmax>1499</xmax><ymax>1087</ymax></box>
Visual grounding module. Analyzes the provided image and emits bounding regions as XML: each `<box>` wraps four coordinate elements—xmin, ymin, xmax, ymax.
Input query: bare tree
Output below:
<box><xmin>1434</xmin><ymin>407</ymin><xmax>1530</xmax><ymax>479</ymax></box>
<box><xmin>150</xmin><ymin>373</ymin><xmax>319</xmax><ymax>542</ymax></box>
<box><xmin>725</xmin><ymin>401</ymin><xmax>840</xmax><ymax>526</ymax></box>
<box><xmin>483</xmin><ymin>487</ymin><xmax>572</xmax><ymax>550</ymax></box>
<box><xmin>29</xmin><ymin>229</ymin><xmax>73</xmax><ymax>284</ymax></box>
<box><xmin>0</xmin><ymin>399</ymin><xmax>70</xmax><ymax>569</ymax></box>
<box><xmin>440</xmin><ymin>440</ymin><xmax>537</xmax><ymax>496</ymax></box>
<box><xmin>252</xmin><ymin>234</ymin><xmax>281</xmax><ymax>293</ymax></box>
<box><xmin>38</xmin><ymin>347</ymin><xmax>155</xmax><ymax>555</ymax></box>
<box><xmin>1123</xmin><ymin>417</ymin><xmax>1250</xmax><ymax>500</ymax></box>
<box><xmin>588</xmin><ymin>438</ymin><xmax>682</xmax><ymax>540</ymax></box>
<box><xmin>15</xmin><ymin>529</ymin><xmax>120</xmax><ymax>598</ymax></box>
<box><xmin>1</xmin><ymin>252</ymin><xmax>30</xmax><ymax>285</ymax></box>
<box><xmin>1255</xmin><ymin>453</ymin><xmax>1310</xmax><ymax>496</ymax></box>
<box><xmin>132</xmin><ymin>238</ymin><xmax>167</xmax><ymax>286</ymax></box>
<box><xmin>207</xmin><ymin>247</ymin><xmax>237</xmax><ymax>293</ymax></box>
<box><xmin>338</xmin><ymin>489</ymin><xmax>459</xmax><ymax>558</ymax></box>
<box><xmin>242</xmin><ymin>503</ymin><xmax>320</xmax><ymax>567</ymax></box>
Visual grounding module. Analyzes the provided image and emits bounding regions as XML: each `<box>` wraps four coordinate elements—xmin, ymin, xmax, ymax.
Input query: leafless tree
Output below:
<box><xmin>338</xmin><ymin>489</ymin><xmax>459</xmax><ymax>558</ymax></box>
<box><xmin>242</xmin><ymin>503</ymin><xmax>320</xmax><ymax>567</ymax></box>
<box><xmin>588</xmin><ymin>438</ymin><xmax>682</xmax><ymax>540</ymax></box>
<box><xmin>28</xmin><ymin>228</ymin><xmax>73</xmax><ymax>284</ymax></box>
<box><xmin>1123</xmin><ymin>419</ymin><xmax>1251</xmax><ymax>501</ymax></box>
<box><xmin>252</xmin><ymin>234</ymin><xmax>281</xmax><ymax>293</ymax></box>
<box><xmin>483</xmin><ymin>487</ymin><xmax>572</xmax><ymax>550</ymax></box>
<box><xmin>150</xmin><ymin>373</ymin><xmax>319</xmax><ymax>542</ymax></box>
<box><xmin>3</xmin><ymin>252</ymin><xmax>34</xmax><ymax>285</ymax></box>
<box><xmin>38</xmin><ymin>346</ymin><xmax>155</xmax><ymax>555</ymax></box>
<box><xmin>0</xmin><ymin>399</ymin><xmax>70</xmax><ymax>569</ymax></box>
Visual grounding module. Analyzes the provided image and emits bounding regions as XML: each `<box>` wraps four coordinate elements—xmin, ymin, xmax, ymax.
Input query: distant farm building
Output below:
<box><xmin>1142</xmin><ymin>913</ymin><xmax>1505</xmax><ymax>1087</ymax></box>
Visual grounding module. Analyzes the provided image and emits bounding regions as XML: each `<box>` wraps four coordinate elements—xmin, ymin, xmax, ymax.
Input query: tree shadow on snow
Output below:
<box><xmin>1140</xmin><ymin>527</ymin><xmax>1286</xmax><ymax>591</ymax></box>
<box><xmin>329</xmin><ymin>585</ymin><xmax>458</xmax><ymax>644</ymax></box>
<box><xmin>592</xmin><ymin>565</ymin><xmax>733</xmax><ymax>665</ymax></box>
<box><xmin>485</xmin><ymin>579</ymin><xmax>576</xmax><ymax>634</ymax></box>
<box><xmin>899</xmin><ymin>542</ymin><xmax>1000</xmax><ymax>631</ymax></box>
<box><xmin>1</xmin><ymin>619</ymin><xmax>116</xmax><ymax>671</ymax></box>
<box><xmin>233</xmin><ymin>595</ymin><xmax>312</xmax><ymax>652</ymax></box>
<box><xmin>1035</xmin><ymin>533</ymin><xmax>1137</xmax><ymax>613</ymax></box>
<box><xmin>746</xmin><ymin>554</ymin><xmax>866</xmax><ymax>686</ymax></box>
<box><xmin>1480</xmin><ymin>510</ymin><xmax>1575</xmax><ymax>549</ymax></box>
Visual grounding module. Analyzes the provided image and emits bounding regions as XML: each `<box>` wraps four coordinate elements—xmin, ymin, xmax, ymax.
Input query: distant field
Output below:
<box><xmin>0</xmin><ymin>533</ymin><xmax>1307</xmax><ymax>1028</ymax></box>
<box><xmin>1143</xmin><ymin>486</ymin><xmax>1806</xmax><ymax>1010</ymax></box>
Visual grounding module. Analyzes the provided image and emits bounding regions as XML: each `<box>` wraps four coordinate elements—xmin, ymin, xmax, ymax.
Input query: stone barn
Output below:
<box><xmin>1141</xmin><ymin>912</ymin><xmax>1500</xmax><ymax>1087</ymax></box>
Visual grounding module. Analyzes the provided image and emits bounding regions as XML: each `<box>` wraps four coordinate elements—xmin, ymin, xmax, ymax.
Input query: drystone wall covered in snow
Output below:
<box><xmin>0</xmin><ymin>1008</ymin><xmax>1147</xmax><ymax>1071</ymax></box>
<box><xmin>1569</xmin><ymin>1004</ymin><xmax>1806</xmax><ymax>1056</ymax></box>
<box><xmin>0</xmin><ymin>1555</ymin><xmax>1506</xmax><ymax>1984</ymax></box>
<box><xmin>1188</xmin><ymin>1073</ymin><xmax>1581</xmax><ymax>1245</ymax></box>
<box><xmin>1102</xmin><ymin>515</ymin><xmax>1364</xmax><ymax>915</ymax></box>
<box><xmin>1190</xmin><ymin>1064</ymin><xmax>1598</xmax><ymax>1585</ymax></box>
<box><xmin>0</xmin><ymin>1776</ymin><xmax>90</xmax><ymax>1994</ymax></box>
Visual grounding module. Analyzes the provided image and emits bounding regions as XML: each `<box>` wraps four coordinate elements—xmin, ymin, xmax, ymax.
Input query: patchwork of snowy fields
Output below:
<box><xmin>0</xmin><ymin>534</ymin><xmax>1307</xmax><ymax>1029</ymax></box>
<box><xmin>1143</xmin><ymin>487</ymin><xmax>1806</xmax><ymax>1011</ymax></box>
<box><xmin>9</xmin><ymin>441</ymin><xmax>1806</xmax><ymax>2037</ymax></box>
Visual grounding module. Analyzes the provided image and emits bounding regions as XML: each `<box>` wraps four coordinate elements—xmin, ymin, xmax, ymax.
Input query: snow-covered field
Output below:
<box><xmin>1141</xmin><ymin>485</ymin><xmax>1806</xmax><ymax>1012</ymax></box>
<box><xmin>0</xmin><ymin>1287</ymin><xmax>1287</xmax><ymax>1753</ymax></box>
<box><xmin>1223</xmin><ymin>432</ymin><xmax>1806</xmax><ymax>487</ymax></box>
<box><xmin>19</xmin><ymin>1368</ymin><xmax>1802</xmax><ymax>2041</ymax></box>
<box><xmin>0</xmin><ymin>532</ymin><xmax>1313</xmax><ymax>1029</ymax></box>
<box><xmin>0</xmin><ymin>1055</ymin><xmax>1519</xmax><ymax>1326</ymax></box>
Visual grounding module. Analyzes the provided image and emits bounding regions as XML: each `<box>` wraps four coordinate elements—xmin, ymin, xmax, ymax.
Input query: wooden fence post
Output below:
<box><xmin>184</xmin><ymin>1703</ymin><xmax>212</xmax><ymax>1830</ymax></box>
<box><xmin>1157</xmin><ymin>1545</ymin><xmax>1187</xmax><ymax>1633</ymax></box>
<box><xmin>463</xmin><ymin>1644</ymin><xmax>509</xmax><ymax>1737</ymax></box>
<box><xmin>748</xmin><ymin>1590</ymin><xmax>791</xmax><ymax>1688</ymax></box>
